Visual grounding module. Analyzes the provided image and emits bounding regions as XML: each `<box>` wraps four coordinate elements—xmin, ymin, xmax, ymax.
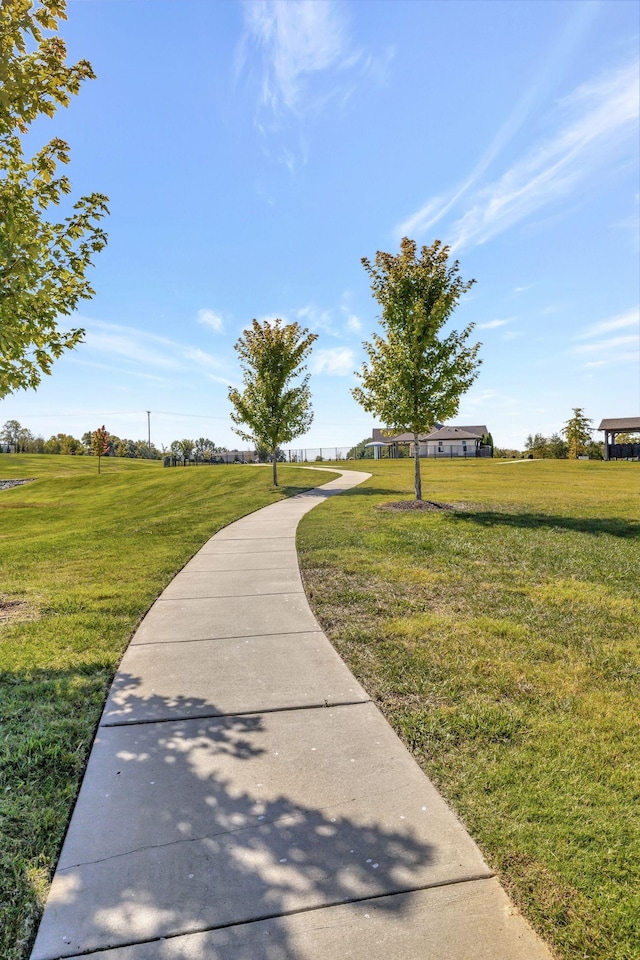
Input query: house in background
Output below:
<box><xmin>372</xmin><ymin>424</ymin><xmax>492</xmax><ymax>458</ymax></box>
<box><xmin>421</xmin><ymin>425</ymin><xmax>490</xmax><ymax>457</ymax></box>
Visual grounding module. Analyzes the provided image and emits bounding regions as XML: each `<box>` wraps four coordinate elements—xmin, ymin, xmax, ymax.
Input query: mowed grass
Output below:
<box><xmin>297</xmin><ymin>458</ymin><xmax>640</xmax><ymax>960</ymax></box>
<box><xmin>0</xmin><ymin>455</ymin><xmax>334</xmax><ymax>960</ymax></box>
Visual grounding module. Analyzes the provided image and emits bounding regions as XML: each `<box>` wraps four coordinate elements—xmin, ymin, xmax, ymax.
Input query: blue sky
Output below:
<box><xmin>4</xmin><ymin>0</ymin><xmax>639</xmax><ymax>451</ymax></box>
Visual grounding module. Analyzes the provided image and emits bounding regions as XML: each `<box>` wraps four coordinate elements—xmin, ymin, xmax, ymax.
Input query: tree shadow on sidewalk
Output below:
<box><xmin>32</xmin><ymin>675</ymin><xmax>438</xmax><ymax>960</ymax></box>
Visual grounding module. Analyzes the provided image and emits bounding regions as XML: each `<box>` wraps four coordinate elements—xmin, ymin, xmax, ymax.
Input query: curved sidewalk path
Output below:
<box><xmin>32</xmin><ymin>470</ymin><xmax>551</xmax><ymax>960</ymax></box>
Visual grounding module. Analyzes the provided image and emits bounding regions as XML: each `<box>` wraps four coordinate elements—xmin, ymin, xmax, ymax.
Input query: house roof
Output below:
<box><xmin>424</xmin><ymin>424</ymin><xmax>487</xmax><ymax>441</ymax></box>
<box><xmin>387</xmin><ymin>432</ymin><xmax>422</xmax><ymax>444</ymax></box>
<box><xmin>455</xmin><ymin>424</ymin><xmax>487</xmax><ymax>438</ymax></box>
<box><xmin>371</xmin><ymin>427</ymin><xmax>402</xmax><ymax>443</ymax></box>
<box><xmin>371</xmin><ymin>423</ymin><xmax>442</xmax><ymax>443</ymax></box>
<box><xmin>597</xmin><ymin>417</ymin><xmax>640</xmax><ymax>432</ymax></box>
<box><xmin>424</xmin><ymin>426</ymin><xmax>486</xmax><ymax>441</ymax></box>
<box><xmin>371</xmin><ymin>426</ymin><xmax>444</xmax><ymax>443</ymax></box>
<box><xmin>372</xmin><ymin>424</ymin><xmax>487</xmax><ymax>444</ymax></box>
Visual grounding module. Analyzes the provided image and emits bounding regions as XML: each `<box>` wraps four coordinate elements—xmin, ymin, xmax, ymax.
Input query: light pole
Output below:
<box><xmin>147</xmin><ymin>410</ymin><xmax>151</xmax><ymax>458</ymax></box>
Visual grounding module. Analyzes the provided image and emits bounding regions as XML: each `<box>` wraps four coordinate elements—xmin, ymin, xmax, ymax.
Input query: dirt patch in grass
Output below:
<box><xmin>0</xmin><ymin>599</ymin><xmax>36</xmax><ymax>625</ymax></box>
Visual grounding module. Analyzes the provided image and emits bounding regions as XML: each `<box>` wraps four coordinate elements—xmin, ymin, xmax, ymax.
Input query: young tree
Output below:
<box><xmin>91</xmin><ymin>424</ymin><xmax>109</xmax><ymax>473</ymax></box>
<box><xmin>0</xmin><ymin>0</ymin><xmax>109</xmax><ymax>399</ymax></box>
<box><xmin>228</xmin><ymin>319</ymin><xmax>317</xmax><ymax>486</ymax></box>
<box><xmin>353</xmin><ymin>238</ymin><xmax>481</xmax><ymax>500</ymax></box>
<box><xmin>562</xmin><ymin>408</ymin><xmax>593</xmax><ymax>459</ymax></box>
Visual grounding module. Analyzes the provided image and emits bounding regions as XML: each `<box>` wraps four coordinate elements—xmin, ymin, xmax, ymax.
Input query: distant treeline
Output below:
<box><xmin>0</xmin><ymin>421</ymin><xmax>229</xmax><ymax>461</ymax></box>
<box><xmin>523</xmin><ymin>433</ymin><xmax>604</xmax><ymax>460</ymax></box>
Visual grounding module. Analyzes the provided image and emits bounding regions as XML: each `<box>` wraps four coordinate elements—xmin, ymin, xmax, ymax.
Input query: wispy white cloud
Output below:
<box><xmin>576</xmin><ymin>306</ymin><xmax>639</xmax><ymax>339</ymax></box>
<box><xmin>240</xmin><ymin>0</ymin><xmax>361</xmax><ymax>118</ymax></box>
<box><xmin>397</xmin><ymin>56</ymin><xmax>639</xmax><ymax>250</ymax></box>
<box><xmin>477</xmin><ymin>318</ymin><xmax>511</xmax><ymax>330</ymax></box>
<box><xmin>575</xmin><ymin>334</ymin><xmax>638</xmax><ymax>354</ymax></box>
<box><xmin>312</xmin><ymin>346</ymin><xmax>354</xmax><ymax>376</ymax></box>
<box><xmin>183</xmin><ymin>346</ymin><xmax>223</xmax><ymax>369</ymax></box>
<box><xmin>573</xmin><ymin>305</ymin><xmax>639</xmax><ymax>366</ymax></box>
<box><xmin>297</xmin><ymin>299</ymin><xmax>365</xmax><ymax>340</ymax></box>
<box><xmin>196</xmin><ymin>309</ymin><xmax>225</xmax><ymax>334</ymax></box>
<box><xmin>338</xmin><ymin>290</ymin><xmax>363</xmax><ymax>336</ymax></box>
<box><xmin>239</xmin><ymin>0</ymin><xmax>392</xmax><ymax>172</ymax></box>
<box><xmin>70</xmin><ymin>357</ymin><xmax>172</xmax><ymax>383</ymax></box>
<box><xmin>80</xmin><ymin>319</ymin><xmax>226</xmax><ymax>375</ymax></box>
<box><xmin>572</xmin><ymin>303</ymin><xmax>639</xmax><ymax>367</ymax></box>
<box><xmin>296</xmin><ymin>304</ymin><xmax>339</xmax><ymax>337</ymax></box>
<box><xmin>208</xmin><ymin>373</ymin><xmax>235</xmax><ymax>387</ymax></box>
<box><xmin>459</xmin><ymin>387</ymin><xmax>499</xmax><ymax>409</ymax></box>
<box><xmin>450</xmin><ymin>60</ymin><xmax>639</xmax><ymax>251</ymax></box>
<box><xmin>396</xmin><ymin>1</ymin><xmax>602</xmax><ymax>241</ymax></box>
<box><xmin>83</xmin><ymin>326</ymin><xmax>182</xmax><ymax>371</ymax></box>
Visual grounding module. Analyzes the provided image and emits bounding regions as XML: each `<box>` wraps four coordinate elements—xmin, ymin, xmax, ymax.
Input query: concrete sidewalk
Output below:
<box><xmin>32</xmin><ymin>470</ymin><xmax>552</xmax><ymax>960</ymax></box>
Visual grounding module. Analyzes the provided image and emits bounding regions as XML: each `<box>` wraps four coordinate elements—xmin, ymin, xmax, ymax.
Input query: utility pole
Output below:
<box><xmin>147</xmin><ymin>410</ymin><xmax>151</xmax><ymax>459</ymax></box>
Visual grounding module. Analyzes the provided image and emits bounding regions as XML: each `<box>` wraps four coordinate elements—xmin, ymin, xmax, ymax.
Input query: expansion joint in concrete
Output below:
<box><xmin>128</xmin><ymin>627</ymin><xmax>324</xmax><ymax>647</ymax></box>
<box><xmin>100</xmin><ymin>697</ymin><xmax>373</xmax><ymax>728</ymax></box>
<box><xmin>42</xmin><ymin>873</ymin><xmax>497</xmax><ymax>960</ymax></box>
<box><xmin>155</xmin><ymin>590</ymin><xmax>305</xmax><ymax>602</ymax></box>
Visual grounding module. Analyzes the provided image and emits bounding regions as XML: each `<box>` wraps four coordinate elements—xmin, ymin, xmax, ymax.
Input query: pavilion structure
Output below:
<box><xmin>597</xmin><ymin>417</ymin><xmax>640</xmax><ymax>460</ymax></box>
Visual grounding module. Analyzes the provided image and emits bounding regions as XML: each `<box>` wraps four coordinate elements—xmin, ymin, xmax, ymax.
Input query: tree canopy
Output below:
<box><xmin>0</xmin><ymin>0</ymin><xmax>109</xmax><ymax>399</ymax></box>
<box><xmin>228</xmin><ymin>319</ymin><xmax>317</xmax><ymax>486</ymax></box>
<box><xmin>353</xmin><ymin>237</ymin><xmax>481</xmax><ymax>500</ymax></box>
<box><xmin>0</xmin><ymin>418</ymin><xmax>28</xmax><ymax>444</ymax></box>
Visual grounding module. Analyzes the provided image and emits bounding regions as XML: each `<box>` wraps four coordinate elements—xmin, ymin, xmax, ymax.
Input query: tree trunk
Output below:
<box><xmin>413</xmin><ymin>430</ymin><xmax>422</xmax><ymax>500</ymax></box>
<box><xmin>272</xmin><ymin>452</ymin><xmax>278</xmax><ymax>486</ymax></box>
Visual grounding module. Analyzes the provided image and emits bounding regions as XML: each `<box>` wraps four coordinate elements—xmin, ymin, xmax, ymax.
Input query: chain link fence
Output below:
<box><xmin>163</xmin><ymin>444</ymin><xmax>494</xmax><ymax>466</ymax></box>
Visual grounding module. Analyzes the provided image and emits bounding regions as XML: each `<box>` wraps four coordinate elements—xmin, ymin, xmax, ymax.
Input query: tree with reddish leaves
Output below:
<box><xmin>91</xmin><ymin>425</ymin><xmax>109</xmax><ymax>474</ymax></box>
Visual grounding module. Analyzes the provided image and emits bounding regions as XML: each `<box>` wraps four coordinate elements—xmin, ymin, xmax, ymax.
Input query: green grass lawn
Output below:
<box><xmin>0</xmin><ymin>455</ymin><xmax>334</xmax><ymax>960</ymax></box>
<box><xmin>297</xmin><ymin>458</ymin><xmax>640</xmax><ymax>960</ymax></box>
